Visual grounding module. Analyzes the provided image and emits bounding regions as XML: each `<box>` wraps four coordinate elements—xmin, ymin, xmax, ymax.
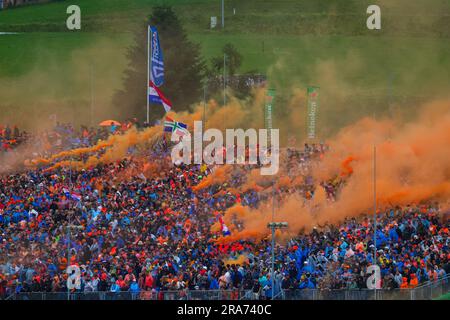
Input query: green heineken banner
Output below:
<box><xmin>307</xmin><ymin>86</ymin><xmax>319</xmax><ymax>139</ymax></box>
<box><xmin>265</xmin><ymin>88</ymin><xmax>276</xmax><ymax>132</ymax></box>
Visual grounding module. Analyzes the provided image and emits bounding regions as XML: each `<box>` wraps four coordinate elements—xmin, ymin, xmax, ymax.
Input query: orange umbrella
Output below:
<box><xmin>99</xmin><ymin>120</ymin><xmax>121</xmax><ymax>127</ymax></box>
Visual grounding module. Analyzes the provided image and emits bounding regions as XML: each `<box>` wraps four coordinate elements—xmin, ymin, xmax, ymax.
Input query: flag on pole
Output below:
<box><xmin>265</xmin><ymin>88</ymin><xmax>276</xmax><ymax>131</ymax></box>
<box><xmin>265</xmin><ymin>88</ymin><xmax>276</xmax><ymax>145</ymax></box>
<box><xmin>164</xmin><ymin>117</ymin><xmax>175</xmax><ymax>132</ymax></box>
<box><xmin>149</xmin><ymin>81</ymin><xmax>172</xmax><ymax>113</ymax></box>
<box><xmin>173</xmin><ymin>122</ymin><xmax>189</xmax><ymax>137</ymax></box>
<box><xmin>149</xmin><ymin>26</ymin><xmax>164</xmax><ymax>87</ymax></box>
<box><xmin>164</xmin><ymin>117</ymin><xmax>189</xmax><ymax>137</ymax></box>
<box><xmin>307</xmin><ymin>86</ymin><xmax>319</xmax><ymax>139</ymax></box>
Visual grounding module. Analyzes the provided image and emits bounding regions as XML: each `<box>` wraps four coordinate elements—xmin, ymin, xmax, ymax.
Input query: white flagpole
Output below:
<box><xmin>222</xmin><ymin>0</ymin><xmax>225</xmax><ymax>28</ymax></box>
<box><xmin>373</xmin><ymin>145</ymin><xmax>377</xmax><ymax>266</ymax></box>
<box><xmin>90</xmin><ymin>63</ymin><xmax>94</xmax><ymax>127</ymax></box>
<box><xmin>147</xmin><ymin>25</ymin><xmax>150</xmax><ymax>125</ymax></box>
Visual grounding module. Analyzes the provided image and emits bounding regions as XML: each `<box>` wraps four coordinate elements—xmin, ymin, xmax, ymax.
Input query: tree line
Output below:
<box><xmin>113</xmin><ymin>6</ymin><xmax>248</xmax><ymax>124</ymax></box>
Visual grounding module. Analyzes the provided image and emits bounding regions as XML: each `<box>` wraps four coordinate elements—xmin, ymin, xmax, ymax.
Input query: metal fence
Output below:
<box><xmin>5</xmin><ymin>275</ymin><xmax>449</xmax><ymax>301</ymax></box>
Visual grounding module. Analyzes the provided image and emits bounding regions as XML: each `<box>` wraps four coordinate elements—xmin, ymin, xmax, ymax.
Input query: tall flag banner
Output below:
<box><xmin>149</xmin><ymin>26</ymin><xmax>164</xmax><ymax>87</ymax></box>
<box><xmin>307</xmin><ymin>86</ymin><xmax>319</xmax><ymax>139</ymax></box>
<box><xmin>265</xmin><ymin>88</ymin><xmax>276</xmax><ymax>144</ymax></box>
<box><xmin>149</xmin><ymin>81</ymin><xmax>172</xmax><ymax>113</ymax></box>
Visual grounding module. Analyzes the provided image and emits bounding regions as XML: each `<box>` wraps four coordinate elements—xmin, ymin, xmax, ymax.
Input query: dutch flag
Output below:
<box><xmin>219</xmin><ymin>216</ymin><xmax>231</xmax><ymax>236</ymax></box>
<box><xmin>71</xmin><ymin>193</ymin><xmax>82</xmax><ymax>202</ymax></box>
<box><xmin>149</xmin><ymin>81</ymin><xmax>172</xmax><ymax>113</ymax></box>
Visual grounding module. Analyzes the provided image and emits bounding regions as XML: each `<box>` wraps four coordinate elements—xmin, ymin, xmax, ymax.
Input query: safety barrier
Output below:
<box><xmin>5</xmin><ymin>275</ymin><xmax>448</xmax><ymax>300</ymax></box>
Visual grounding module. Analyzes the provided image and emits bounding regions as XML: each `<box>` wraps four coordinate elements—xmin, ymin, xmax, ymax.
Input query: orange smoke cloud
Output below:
<box><xmin>32</xmin><ymin>126</ymin><xmax>163</xmax><ymax>171</ymax></box>
<box><xmin>192</xmin><ymin>165</ymin><xmax>233</xmax><ymax>192</ymax></box>
<box><xmin>312</xmin><ymin>100</ymin><xmax>450</xmax><ymax>225</ymax></box>
<box><xmin>215</xmin><ymin>195</ymin><xmax>315</xmax><ymax>243</ymax></box>
<box><xmin>238</xmin><ymin>168</ymin><xmax>273</xmax><ymax>193</ymax></box>
<box><xmin>340</xmin><ymin>156</ymin><xmax>356</xmax><ymax>177</ymax></box>
<box><xmin>214</xmin><ymin>100</ymin><xmax>450</xmax><ymax>242</ymax></box>
<box><xmin>32</xmin><ymin>140</ymin><xmax>113</xmax><ymax>166</ymax></box>
<box><xmin>222</xmin><ymin>254</ymin><xmax>249</xmax><ymax>266</ymax></box>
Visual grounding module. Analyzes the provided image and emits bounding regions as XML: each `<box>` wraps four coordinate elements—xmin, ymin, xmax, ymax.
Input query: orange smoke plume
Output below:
<box><xmin>33</xmin><ymin>126</ymin><xmax>163</xmax><ymax>171</ymax></box>
<box><xmin>192</xmin><ymin>165</ymin><xmax>233</xmax><ymax>192</ymax></box>
<box><xmin>222</xmin><ymin>254</ymin><xmax>249</xmax><ymax>266</ymax></box>
<box><xmin>340</xmin><ymin>156</ymin><xmax>356</xmax><ymax>177</ymax></box>
<box><xmin>214</xmin><ymin>100</ymin><xmax>450</xmax><ymax>242</ymax></box>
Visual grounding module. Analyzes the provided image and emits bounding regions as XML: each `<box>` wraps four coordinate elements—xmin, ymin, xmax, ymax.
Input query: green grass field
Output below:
<box><xmin>1</xmin><ymin>0</ymin><xmax>450</xmax><ymax>130</ymax></box>
<box><xmin>435</xmin><ymin>292</ymin><xmax>450</xmax><ymax>300</ymax></box>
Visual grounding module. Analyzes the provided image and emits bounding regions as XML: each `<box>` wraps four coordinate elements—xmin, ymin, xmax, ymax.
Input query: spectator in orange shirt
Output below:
<box><xmin>400</xmin><ymin>277</ymin><xmax>409</xmax><ymax>289</ymax></box>
<box><xmin>409</xmin><ymin>274</ymin><xmax>418</xmax><ymax>288</ymax></box>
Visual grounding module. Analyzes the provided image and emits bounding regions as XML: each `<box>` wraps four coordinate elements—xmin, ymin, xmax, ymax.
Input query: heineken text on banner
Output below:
<box><xmin>307</xmin><ymin>86</ymin><xmax>319</xmax><ymax>139</ymax></box>
<box><xmin>149</xmin><ymin>26</ymin><xmax>164</xmax><ymax>87</ymax></box>
<box><xmin>265</xmin><ymin>88</ymin><xmax>276</xmax><ymax>144</ymax></box>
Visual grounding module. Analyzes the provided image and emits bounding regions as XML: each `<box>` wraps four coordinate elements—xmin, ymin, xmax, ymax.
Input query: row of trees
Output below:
<box><xmin>113</xmin><ymin>6</ymin><xmax>246</xmax><ymax>123</ymax></box>
<box><xmin>2</xmin><ymin>0</ymin><xmax>53</xmax><ymax>8</ymax></box>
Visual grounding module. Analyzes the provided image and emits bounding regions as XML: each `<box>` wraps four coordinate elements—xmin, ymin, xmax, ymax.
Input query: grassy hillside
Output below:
<box><xmin>0</xmin><ymin>0</ymin><xmax>449</xmax><ymax>133</ymax></box>
<box><xmin>1</xmin><ymin>0</ymin><xmax>449</xmax><ymax>35</ymax></box>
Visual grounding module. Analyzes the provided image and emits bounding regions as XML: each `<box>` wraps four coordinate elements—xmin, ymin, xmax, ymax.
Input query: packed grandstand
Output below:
<box><xmin>0</xmin><ymin>122</ymin><xmax>448</xmax><ymax>300</ymax></box>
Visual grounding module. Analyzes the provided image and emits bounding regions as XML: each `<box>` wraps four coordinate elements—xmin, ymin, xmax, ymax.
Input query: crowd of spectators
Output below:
<box><xmin>0</xmin><ymin>124</ymin><xmax>448</xmax><ymax>300</ymax></box>
<box><xmin>0</xmin><ymin>125</ymin><xmax>27</xmax><ymax>153</ymax></box>
<box><xmin>0</xmin><ymin>120</ymin><xmax>140</xmax><ymax>173</ymax></box>
<box><xmin>1</xmin><ymin>119</ymin><xmax>140</xmax><ymax>154</ymax></box>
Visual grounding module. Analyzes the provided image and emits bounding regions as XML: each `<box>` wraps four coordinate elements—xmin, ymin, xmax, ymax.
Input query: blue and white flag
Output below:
<box><xmin>149</xmin><ymin>26</ymin><xmax>164</xmax><ymax>87</ymax></box>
